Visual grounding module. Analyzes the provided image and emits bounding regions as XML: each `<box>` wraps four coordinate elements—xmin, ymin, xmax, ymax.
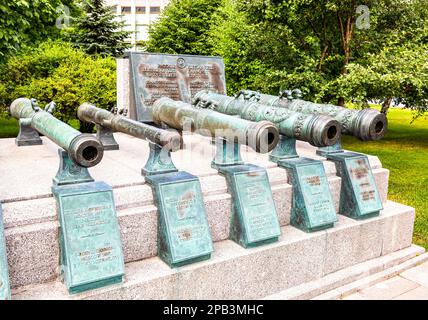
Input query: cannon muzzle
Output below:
<box><xmin>354</xmin><ymin>109</ymin><xmax>388</xmax><ymax>141</ymax></box>
<box><xmin>152</xmin><ymin>98</ymin><xmax>279</xmax><ymax>153</ymax></box>
<box><xmin>193</xmin><ymin>91</ymin><xmax>341</xmax><ymax>148</ymax></box>
<box><xmin>10</xmin><ymin>98</ymin><xmax>104</xmax><ymax>167</ymax></box>
<box><xmin>78</xmin><ymin>103</ymin><xmax>182</xmax><ymax>152</ymax></box>
<box><xmin>240</xmin><ymin>90</ymin><xmax>388</xmax><ymax>141</ymax></box>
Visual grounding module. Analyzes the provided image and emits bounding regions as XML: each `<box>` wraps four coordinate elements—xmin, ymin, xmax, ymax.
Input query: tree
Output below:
<box><xmin>234</xmin><ymin>0</ymin><xmax>428</xmax><ymax>105</ymax></box>
<box><xmin>145</xmin><ymin>0</ymin><xmax>223</xmax><ymax>55</ymax></box>
<box><xmin>71</xmin><ymin>0</ymin><xmax>131</xmax><ymax>57</ymax></box>
<box><xmin>0</xmin><ymin>0</ymin><xmax>78</xmax><ymax>62</ymax></box>
<box><xmin>333</xmin><ymin>43</ymin><xmax>428</xmax><ymax>116</ymax></box>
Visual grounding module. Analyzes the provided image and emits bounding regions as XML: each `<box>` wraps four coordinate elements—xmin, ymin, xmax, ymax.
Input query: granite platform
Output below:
<box><xmin>0</xmin><ymin>133</ymin><xmax>413</xmax><ymax>300</ymax></box>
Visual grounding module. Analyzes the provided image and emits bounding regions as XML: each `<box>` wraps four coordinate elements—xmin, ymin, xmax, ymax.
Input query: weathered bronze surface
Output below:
<box><xmin>145</xmin><ymin>171</ymin><xmax>213</xmax><ymax>267</ymax></box>
<box><xmin>0</xmin><ymin>205</ymin><xmax>11</xmax><ymax>300</ymax></box>
<box><xmin>279</xmin><ymin>158</ymin><xmax>337</xmax><ymax>232</ymax></box>
<box><xmin>10</xmin><ymin>98</ymin><xmax>104</xmax><ymax>167</ymax></box>
<box><xmin>237</xmin><ymin>90</ymin><xmax>388</xmax><ymax>141</ymax></box>
<box><xmin>53</xmin><ymin>182</ymin><xmax>125</xmax><ymax>294</ymax></box>
<box><xmin>327</xmin><ymin>152</ymin><xmax>383</xmax><ymax>219</ymax></box>
<box><xmin>193</xmin><ymin>90</ymin><xmax>341</xmax><ymax>147</ymax></box>
<box><xmin>128</xmin><ymin>52</ymin><xmax>227</xmax><ymax>122</ymax></box>
<box><xmin>78</xmin><ymin>103</ymin><xmax>182</xmax><ymax>152</ymax></box>
<box><xmin>218</xmin><ymin>164</ymin><xmax>281</xmax><ymax>248</ymax></box>
<box><xmin>15</xmin><ymin>118</ymin><xmax>43</xmax><ymax>146</ymax></box>
<box><xmin>152</xmin><ymin>97</ymin><xmax>279</xmax><ymax>153</ymax></box>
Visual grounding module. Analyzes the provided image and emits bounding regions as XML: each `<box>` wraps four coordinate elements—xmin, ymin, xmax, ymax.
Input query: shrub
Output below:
<box><xmin>0</xmin><ymin>41</ymin><xmax>117</xmax><ymax>132</ymax></box>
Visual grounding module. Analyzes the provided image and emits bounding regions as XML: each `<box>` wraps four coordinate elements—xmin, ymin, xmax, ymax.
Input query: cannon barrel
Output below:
<box><xmin>152</xmin><ymin>98</ymin><xmax>279</xmax><ymax>153</ymax></box>
<box><xmin>240</xmin><ymin>90</ymin><xmax>388</xmax><ymax>141</ymax></box>
<box><xmin>193</xmin><ymin>91</ymin><xmax>341</xmax><ymax>147</ymax></box>
<box><xmin>10</xmin><ymin>98</ymin><xmax>104</xmax><ymax>167</ymax></box>
<box><xmin>78</xmin><ymin>103</ymin><xmax>182</xmax><ymax>152</ymax></box>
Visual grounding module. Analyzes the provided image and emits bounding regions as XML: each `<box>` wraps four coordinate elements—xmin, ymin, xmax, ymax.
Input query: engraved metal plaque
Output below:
<box><xmin>146</xmin><ymin>171</ymin><xmax>213</xmax><ymax>268</ymax></box>
<box><xmin>0</xmin><ymin>205</ymin><xmax>11</xmax><ymax>300</ymax></box>
<box><xmin>219</xmin><ymin>164</ymin><xmax>281</xmax><ymax>248</ymax></box>
<box><xmin>327</xmin><ymin>152</ymin><xmax>383</xmax><ymax>219</ymax></box>
<box><xmin>128</xmin><ymin>52</ymin><xmax>227</xmax><ymax>122</ymax></box>
<box><xmin>52</xmin><ymin>182</ymin><xmax>125</xmax><ymax>294</ymax></box>
<box><xmin>279</xmin><ymin>157</ymin><xmax>337</xmax><ymax>232</ymax></box>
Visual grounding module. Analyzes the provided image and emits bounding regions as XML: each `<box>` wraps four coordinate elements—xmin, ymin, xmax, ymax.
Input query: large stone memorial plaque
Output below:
<box><xmin>52</xmin><ymin>182</ymin><xmax>125</xmax><ymax>294</ymax></box>
<box><xmin>327</xmin><ymin>152</ymin><xmax>383</xmax><ymax>219</ymax></box>
<box><xmin>0</xmin><ymin>205</ymin><xmax>11</xmax><ymax>300</ymax></box>
<box><xmin>279</xmin><ymin>158</ymin><xmax>337</xmax><ymax>232</ymax></box>
<box><xmin>218</xmin><ymin>164</ymin><xmax>281</xmax><ymax>248</ymax></box>
<box><xmin>145</xmin><ymin>171</ymin><xmax>213</xmax><ymax>268</ymax></box>
<box><xmin>128</xmin><ymin>52</ymin><xmax>227</xmax><ymax>122</ymax></box>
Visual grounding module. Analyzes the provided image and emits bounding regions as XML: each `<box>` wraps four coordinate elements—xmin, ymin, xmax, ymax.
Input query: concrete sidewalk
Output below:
<box><xmin>341</xmin><ymin>260</ymin><xmax>428</xmax><ymax>300</ymax></box>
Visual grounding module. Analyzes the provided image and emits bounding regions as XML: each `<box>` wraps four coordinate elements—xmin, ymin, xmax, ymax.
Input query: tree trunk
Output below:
<box><xmin>381</xmin><ymin>98</ymin><xmax>393</xmax><ymax>115</ymax></box>
<box><xmin>337</xmin><ymin>13</ymin><xmax>355</xmax><ymax>108</ymax></box>
<box><xmin>317</xmin><ymin>44</ymin><xmax>329</xmax><ymax>72</ymax></box>
<box><xmin>337</xmin><ymin>97</ymin><xmax>345</xmax><ymax>107</ymax></box>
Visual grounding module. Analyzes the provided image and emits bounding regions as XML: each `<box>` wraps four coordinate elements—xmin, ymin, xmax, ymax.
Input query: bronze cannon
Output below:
<box><xmin>10</xmin><ymin>98</ymin><xmax>104</xmax><ymax>167</ymax></box>
<box><xmin>193</xmin><ymin>90</ymin><xmax>341</xmax><ymax>147</ymax></box>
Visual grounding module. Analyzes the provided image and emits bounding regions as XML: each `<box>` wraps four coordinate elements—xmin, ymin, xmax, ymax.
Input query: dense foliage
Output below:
<box><xmin>146</xmin><ymin>0</ymin><xmax>223</xmax><ymax>55</ymax></box>
<box><xmin>0</xmin><ymin>41</ymin><xmax>117</xmax><ymax>131</ymax></box>
<box><xmin>70</xmin><ymin>0</ymin><xmax>131</xmax><ymax>57</ymax></box>
<box><xmin>147</xmin><ymin>0</ymin><xmax>428</xmax><ymax>116</ymax></box>
<box><xmin>0</xmin><ymin>0</ymin><xmax>78</xmax><ymax>62</ymax></box>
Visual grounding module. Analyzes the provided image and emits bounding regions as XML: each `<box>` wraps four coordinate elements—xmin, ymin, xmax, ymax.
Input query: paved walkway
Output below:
<box><xmin>342</xmin><ymin>260</ymin><xmax>428</xmax><ymax>300</ymax></box>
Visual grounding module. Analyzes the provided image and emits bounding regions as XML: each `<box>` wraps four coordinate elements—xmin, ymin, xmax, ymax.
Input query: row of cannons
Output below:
<box><xmin>0</xmin><ymin>90</ymin><xmax>387</xmax><ymax>299</ymax></box>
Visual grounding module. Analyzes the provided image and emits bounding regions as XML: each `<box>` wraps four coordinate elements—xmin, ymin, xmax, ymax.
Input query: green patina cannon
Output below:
<box><xmin>192</xmin><ymin>90</ymin><xmax>341</xmax><ymax>148</ymax></box>
<box><xmin>79</xmin><ymin>102</ymin><xmax>215</xmax><ymax>268</ymax></box>
<box><xmin>152</xmin><ymin>98</ymin><xmax>282</xmax><ymax>249</ymax></box>
<box><xmin>78</xmin><ymin>103</ymin><xmax>182</xmax><ymax>152</ymax></box>
<box><xmin>234</xmin><ymin>90</ymin><xmax>385</xmax><ymax>221</ymax></box>
<box><xmin>11</xmin><ymin>98</ymin><xmax>126</xmax><ymax>294</ymax></box>
<box><xmin>236</xmin><ymin>89</ymin><xmax>388</xmax><ymax>142</ymax></box>
<box><xmin>152</xmin><ymin>97</ymin><xmax>280</xmax><ymax>154</ymax></box>
<box><xmin>10</xmin><ymin>98</ymin><xmax>104</xmax><ymax>168</ymax></box>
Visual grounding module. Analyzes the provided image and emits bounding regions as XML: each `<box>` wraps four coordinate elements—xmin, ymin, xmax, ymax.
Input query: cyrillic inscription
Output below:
<box><xmin>159</xmin><ymin>180</ymin><xmax>213</xmax><ymax>262</ymax></box>
<box><xmin>129</xmin><ymin>53</ymin><xmax>226</xmax><ymax>121</ymax></box>
<box><xmin>234</xmin><ymin>171</ymin><xmax>281</xmax><ymax>243</ymax></box>
<box><xmin>59</xmin><ymin>189</ymin><xmax>124</xmax><ymax>287</ymax></box>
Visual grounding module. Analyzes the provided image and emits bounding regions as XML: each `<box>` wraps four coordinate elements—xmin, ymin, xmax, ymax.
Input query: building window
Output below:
<box><xmin>150</xmin><ymin>7</ymin><xmax>161</xmax><ymax>14</ymax></box>
<box><xmin>136</xmin><ymin>7</ymin><xmax>146</xmax><ymax>14</ymax></box>
<box><xmin>121</xmin><ymin>6</ymin><xmax>131</xmax><ymax>14</ymax></box>
<box><xmin>110</xmin><ymin>5</ymin><xmax>117</xmax><ymax>14</ymax></box>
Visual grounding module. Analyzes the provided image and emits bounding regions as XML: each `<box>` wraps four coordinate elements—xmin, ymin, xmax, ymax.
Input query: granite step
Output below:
<box><xmin>11</xmin><ymin>201</ymin><xmax>415</xmax><ymax>300</ymax></box>
<box><xmin>0</xmin><ymin>134</ymin><xmax>390</xmax><ymax>289</ymax></box>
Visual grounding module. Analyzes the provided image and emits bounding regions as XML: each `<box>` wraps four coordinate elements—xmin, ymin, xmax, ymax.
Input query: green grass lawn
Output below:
<box><xmin>1</xmin><ymin>109</ymin><xmax>427</xmax><ymax>248</ymax></box>
<box><xmin>0</xmin><ymin>117</ymin><xmax>19</xmax><ymax>138</ymax></box>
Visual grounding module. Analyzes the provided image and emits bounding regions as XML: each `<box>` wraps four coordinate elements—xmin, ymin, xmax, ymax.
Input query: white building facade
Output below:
<box><xmin>105</xmin><ymin>0</ymin><xmax>170</xmax><ymax>49</ymax></box>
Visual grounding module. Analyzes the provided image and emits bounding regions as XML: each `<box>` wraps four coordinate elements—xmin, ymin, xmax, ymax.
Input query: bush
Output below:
<box><xmin>0</xmin><ymin>41</ymin><xmax>117</xmax><ymax>132</ymax></box>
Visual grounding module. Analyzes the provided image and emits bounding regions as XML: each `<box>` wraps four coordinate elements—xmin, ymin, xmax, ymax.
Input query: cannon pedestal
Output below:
<box><xmin>96</xmin><ymin>124</ymin><xmax>119</xmax><ymax>151</ymax></box>
<box><xmin>15</xmin><ymin>119</ymin><xmax>42</xmax><ymax>146</ymax></box>
<box><xmin>52</xmin><ymin>150</ymin><xmax>125</xmax><ymax>294</ymax></box>
<box><xmin>143</xmin><ymin>143</ymin><xmax>213</xmax><ymax>268</ymax></box>
<box><xmin>271</xmin><ymin>135</ymin><xmax>337</xmax><ymax>232</ymax></box>
<box><xmin>327</xmin><ymin>152</ymin><xmax>383</xmax><ymax>220</ymax></box>
<box><xmin>213</xmin><ymin>138</ymin><xmax>281</xmax><ymax>248</ymax></box>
